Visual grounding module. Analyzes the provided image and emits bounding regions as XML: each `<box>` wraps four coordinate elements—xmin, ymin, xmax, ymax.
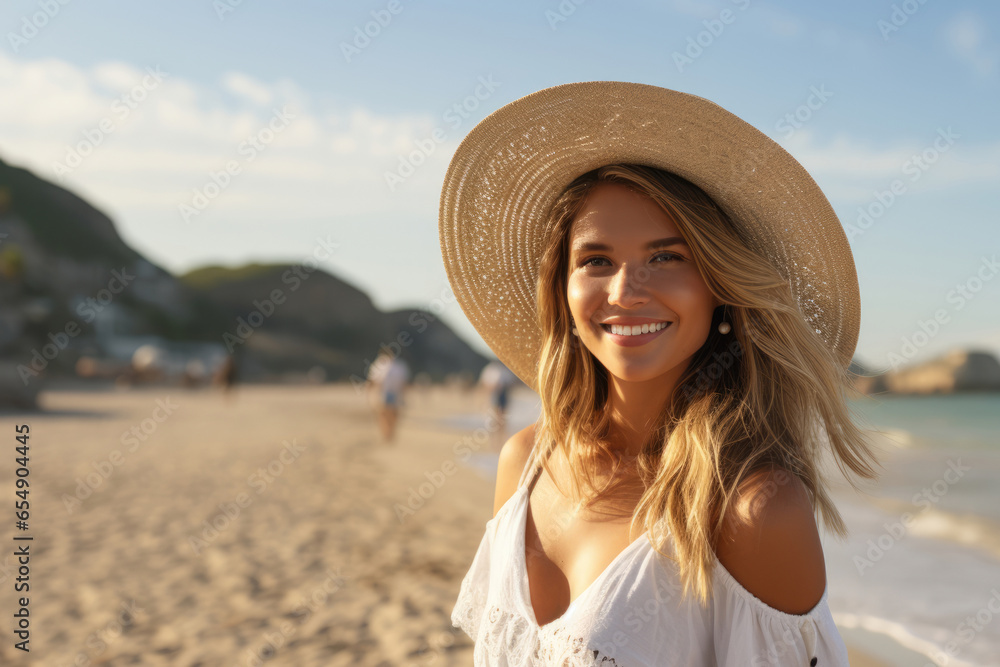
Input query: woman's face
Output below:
<box><xmin>566</xmin><ymin>182</ymin><xmax>721</xmax><ymax>383</ymax></box>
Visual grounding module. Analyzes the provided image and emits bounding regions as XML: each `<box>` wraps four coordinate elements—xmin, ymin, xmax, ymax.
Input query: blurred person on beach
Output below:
<box><xmin>366</xmin><ymin>351</ymin><xmax>410</xmax><ymax>444</ymax></box>
<box><xmin>478</xmin><ymin>360</ymin><xmax>517</xmax><ymax>450</ymax></box>
<box><xmin>215</xmin><ymin>352</ymin><xmax>238</xmax><ymax>399</ymax></box>
<box><xmin>442</xmin><ymin>82</ymin><xmax>881</xmax><ymax>665</ymax></box>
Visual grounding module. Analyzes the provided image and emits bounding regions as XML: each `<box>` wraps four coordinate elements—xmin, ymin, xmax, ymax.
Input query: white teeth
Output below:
<box><xmin>609</xmin><ymin>322</ymin><xmax>669</xmax><ymax>336</ymax></box>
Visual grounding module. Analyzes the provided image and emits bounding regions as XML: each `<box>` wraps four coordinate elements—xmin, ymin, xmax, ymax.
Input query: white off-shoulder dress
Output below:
<box><xmin>451</xmin><ymin>448</ymin><xmax>851</xmax><ymax>666</ymax></box>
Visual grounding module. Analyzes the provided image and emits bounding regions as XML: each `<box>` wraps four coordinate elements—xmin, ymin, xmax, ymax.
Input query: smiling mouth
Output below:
<box><xmin>600</xmin><ymin>322</ymin><xmax>672</xmax><ymax>336</ymax></box>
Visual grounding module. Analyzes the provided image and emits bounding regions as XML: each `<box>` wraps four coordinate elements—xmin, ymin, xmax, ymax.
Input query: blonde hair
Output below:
<box><xmin>531</xmin><ymin>163</ymin><xmax>882</xmax><ymax>606</ymax></box>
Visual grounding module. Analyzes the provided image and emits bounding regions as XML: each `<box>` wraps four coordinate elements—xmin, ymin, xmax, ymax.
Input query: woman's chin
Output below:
<box><xmin>596</xmin><ymin>350</ymin><xmax>694</xmax><ymax>385</ymax></box>
<box><xmin>603</xmin><ymin>364</ymin><xmax>672</xmax><ymax>385</ymax></box>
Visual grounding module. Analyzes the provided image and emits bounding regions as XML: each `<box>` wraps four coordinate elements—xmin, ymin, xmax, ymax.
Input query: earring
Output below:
<box><xmin>718</xmin><ymin>321</ymin><xmax>731</xmax><ymax>334</ymax></box>
<box><xmin>572</xmin><ymin>326</ymin><xmax>579</xmax><ymax>336</ymax></box>
<box><xmin>570</xmin><ymin>318</ymin><xmax>579</xmax><ymax>336</ymax></box>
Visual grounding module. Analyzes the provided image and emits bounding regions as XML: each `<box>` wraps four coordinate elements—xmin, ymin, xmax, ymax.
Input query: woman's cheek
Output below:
<box><xmin>658</xmin><ymin>269</ymin><xmax>707</xmax><ymax>303</ymax></box>
<box><xmin>566</xmin><ymin>278</ymin><xmax>590</xmax><ymax>312</ymax></box>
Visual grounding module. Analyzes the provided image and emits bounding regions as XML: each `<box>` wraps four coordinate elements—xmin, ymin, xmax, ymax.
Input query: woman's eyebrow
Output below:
<box><xmin>571</xmin><ymin>236</ymin><xmax>688</xmax><ymax>252</ymax></box>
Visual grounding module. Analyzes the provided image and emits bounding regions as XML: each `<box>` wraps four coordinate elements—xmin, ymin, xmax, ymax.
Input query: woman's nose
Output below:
<box><xmin>607</xmin><ymin>263</ymin><xmax>649</xmax><ymax>307</ymax></box>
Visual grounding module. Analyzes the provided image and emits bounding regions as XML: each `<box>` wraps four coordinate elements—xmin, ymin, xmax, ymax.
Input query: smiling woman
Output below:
<box><xmin>440</xmin><ymin>81</ymin><xmax>882</xmax><ymax>666</ymax></box>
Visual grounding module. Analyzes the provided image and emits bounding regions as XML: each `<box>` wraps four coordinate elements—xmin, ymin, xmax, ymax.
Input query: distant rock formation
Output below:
<box><xmin>852</xmin><ymin>349</ymin><xmax>1000</xmax><ymax>395</ymax></box>
<box><xmin>0</xmin><ymin>155</ymin><xmax>488</xmax><ymax>401</ymax></box>
<box><xmin>0</xmin><ymin>156</ymin><xmax>201</xmax><ymax>338</ymax></box>
<box><xmin>880</xmin><ymin>349</ymin><xmax>1000</xmax><ymax>394</ymax></box>
<box><xmin>180</xmin><ymin>263</ymin><xmax>488</xmax><ymax>382</ymax></box>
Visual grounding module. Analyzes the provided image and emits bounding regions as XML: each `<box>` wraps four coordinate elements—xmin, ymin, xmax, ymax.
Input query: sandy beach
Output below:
<box><xmin>0</xmin><ymin>382</ymin><xmax>890</xmax><ymax>666</ymax></box>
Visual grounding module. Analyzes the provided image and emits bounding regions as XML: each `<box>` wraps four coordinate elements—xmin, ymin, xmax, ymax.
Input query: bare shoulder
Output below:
<box><xmin>492</xmin><ymin>423</ymin><xmax>537</xmax><ymax>518</ymax></box>
<box><xmin>714</xmin><ymin>465</ymin><xmax>826</xmax><ymax>615</ymax></box>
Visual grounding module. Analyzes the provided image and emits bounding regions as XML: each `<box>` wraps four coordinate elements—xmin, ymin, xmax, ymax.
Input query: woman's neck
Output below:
<box><xmin>605</xmin><ymin>365</ymin><xmax>684</xmax><ymax>456</ymax></box>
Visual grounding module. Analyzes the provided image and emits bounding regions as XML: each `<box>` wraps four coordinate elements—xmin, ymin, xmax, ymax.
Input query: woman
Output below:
<box><xmin>440</xmin><ymin>82</ymin><xmax>881</xmax><ymax>665</ymax></box>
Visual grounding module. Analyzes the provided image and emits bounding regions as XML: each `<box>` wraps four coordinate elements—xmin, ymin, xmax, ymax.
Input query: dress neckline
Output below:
<box><xmin>515</xmin><ymin>468</ymin><xmax>651</xmax><ymax>629</ymax></box>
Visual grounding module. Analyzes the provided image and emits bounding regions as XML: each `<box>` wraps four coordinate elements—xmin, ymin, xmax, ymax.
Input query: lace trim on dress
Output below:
<box><xmin>473</xmin><ymin>604</ymin><xmax>628</xmax><ymax>667</ymax></box>
<box><xmin>452</xmin><ymin>566</ymin><xmax>488</xmax><ymax>642</ymax></box>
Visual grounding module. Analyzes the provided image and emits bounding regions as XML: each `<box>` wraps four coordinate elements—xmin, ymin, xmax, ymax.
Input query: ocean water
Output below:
<box><xmin>827</xmin><ymin>394</ymin><xmax>1000</xmax><ymax>666</ymax></box>
<box><xmin>440</xmin><ymin>390</ymin><xmax>542</xmax><ymax>481</ymax></box>
<box><xmin>446</xmin><ymin>391</ymin><xmax>1000</xmax><ymax>666</ymax></box>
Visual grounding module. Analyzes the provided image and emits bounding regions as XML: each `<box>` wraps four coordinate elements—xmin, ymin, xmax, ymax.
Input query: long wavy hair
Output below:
<box><xmin>530</xmin><ymin>163</ymin><xmax>882</xmax><ymax>606</ymax></box>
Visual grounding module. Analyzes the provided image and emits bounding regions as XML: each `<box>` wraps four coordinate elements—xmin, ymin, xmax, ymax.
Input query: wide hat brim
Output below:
<box><xmin>439</xmin><ymin>81</ymin><xmax>860</xmax><ymax>391</ymax></box>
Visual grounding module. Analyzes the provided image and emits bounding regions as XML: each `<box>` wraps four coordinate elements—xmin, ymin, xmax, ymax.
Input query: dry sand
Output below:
<box><xmin>0</xmin><ymin>382</ymin><xmax>889</xmax><ymax>666</ymax></box>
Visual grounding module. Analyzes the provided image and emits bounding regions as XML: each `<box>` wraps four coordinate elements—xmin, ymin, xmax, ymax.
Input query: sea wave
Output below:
<box><xmin>867</xmin><ymin>426</ymin><xmax>915</xmax><ymax>449</ymax></box>
<box><xmin>859</xmin><ymin>496</ymin><xmax>1000</xmax><ymax>561</ymax></box>
<box><xmin>906</xmin><ymin>508</ymin><xmax>1000</xmax><ymax>562</ymax></box>
<box><xmin>833</xmin><ymin>612</ymin><xmax>981</xmax><ymax>667</ymax></box>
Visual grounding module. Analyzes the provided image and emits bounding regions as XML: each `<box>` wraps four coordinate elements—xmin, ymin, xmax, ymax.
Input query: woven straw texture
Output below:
<box><xmin>439</xmin><ymin>81</ymin><xmax>860</xmax><ymax>391</ymax></box>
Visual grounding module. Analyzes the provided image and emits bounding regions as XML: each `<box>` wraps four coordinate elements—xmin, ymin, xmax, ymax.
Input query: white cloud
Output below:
<box><xmin>222</xmin><ymin>71</ymin><xmax>273</xmax><ymax>106</ymax></box>
<box><xmin>944</xmin><ymin>12</ymin><xmax>998</xmax><ymax>77</ymax></box>
<box><xmin>777</xmin><ymin>129</ymin><xmax>1000</xmax><ymax>205</ymax></box>
<box><xmin>0</xmin><ymin>52</ymin><xmax>447</xmax><ymax>224</ymax></box>
<box><xmin>92</xmin><ymin>61</ymin><xmax>147</xmax><ymax>92</ymax></box>
<box><xmin>331</xmin><ymin>135</ymin><xmax>359</xmax><ymax>154</ymax></box>
<box><xmin>0</xmin><ymin>56</ymin><xmax>105</xmax><ymax>127</ymax></box>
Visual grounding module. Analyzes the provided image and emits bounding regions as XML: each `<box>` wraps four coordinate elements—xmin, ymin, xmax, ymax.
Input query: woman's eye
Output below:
<box><xmin>581</xmin><ymin>253</ymin><xmax>681</xmax><ymax>267</ymax></box>
<box><xmin>653</xmin><ymin>252</ymin><xmax>682</xmax><ymax>263</ymax></box>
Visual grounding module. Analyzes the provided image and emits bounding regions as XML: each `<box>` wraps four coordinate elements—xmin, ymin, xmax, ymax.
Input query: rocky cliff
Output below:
<box><xmin>865</xmin><ymin>349</ymin><xmax>1000</xmax><ymax>395</ymax></box>
<box><xmin>0</xmin><ymin>155</ymin><xmax>487</xmax><ymax>405</ymax></box>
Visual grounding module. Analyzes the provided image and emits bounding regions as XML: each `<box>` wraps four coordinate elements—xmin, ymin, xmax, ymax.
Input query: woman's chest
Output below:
<box><xmin>524</xmin><ymin>483</ymin><xmax>643</xmax><ymax>626</ymax></box>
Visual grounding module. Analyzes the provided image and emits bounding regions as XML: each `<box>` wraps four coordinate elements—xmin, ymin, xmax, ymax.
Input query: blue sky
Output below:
<box><xmin>1</xmin><ymin>0</ymin><xmax>997</xmax><ymax>371</ymax></box>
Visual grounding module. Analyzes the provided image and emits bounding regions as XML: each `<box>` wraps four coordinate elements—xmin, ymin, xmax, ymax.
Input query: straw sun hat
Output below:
<box><xmin>438</xmin><ymin>81</ymin><xmax>860</xmax><ymax>391</ymax></box>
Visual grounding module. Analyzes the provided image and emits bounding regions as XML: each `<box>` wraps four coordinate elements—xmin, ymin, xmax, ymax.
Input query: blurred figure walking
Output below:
<box><xmin>478</xmin><ymin>360</ymin><xmax>517</xmax><ymax>450</ymax></box>
<box><xmin>366</xmin><ymin>352</ymin><xmax>410</xmax><ymax>443</ymax></box>
<box><xmin>215</xmin><ymin>352</ymin><xmax>239</xmax><ymax>402</ymax></box>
